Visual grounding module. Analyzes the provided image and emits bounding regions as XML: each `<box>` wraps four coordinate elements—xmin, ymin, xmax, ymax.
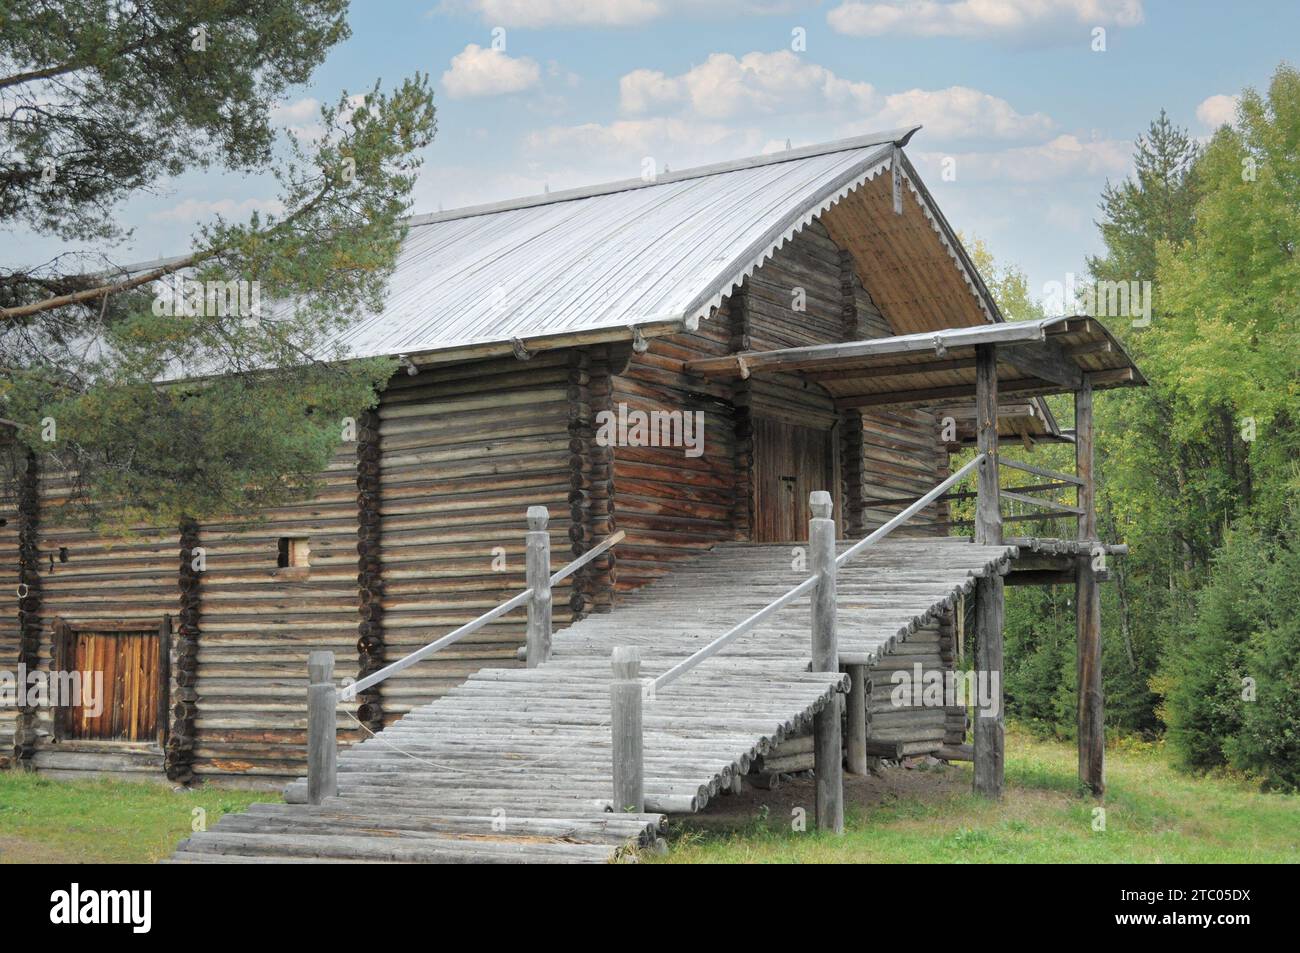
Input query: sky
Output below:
<box><xmin>5</xmin><ymin>0</ymin><xmax>1298</xmax><ymax>305</ymax></box>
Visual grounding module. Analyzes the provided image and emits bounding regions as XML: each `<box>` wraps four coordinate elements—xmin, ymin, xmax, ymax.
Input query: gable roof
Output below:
<box><xmin>125</xmin><ymin>126</ymin><xmax>1010</xmax><ymax>371</ymax></box>
<box><xmin>324</xmin><ymin>125</ymin><xmax>1010</xmax><ymax>366</ymax></box>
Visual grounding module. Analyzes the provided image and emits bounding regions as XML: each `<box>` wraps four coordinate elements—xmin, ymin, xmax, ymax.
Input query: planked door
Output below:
<box><xmin>752</xmin><ymin>417</ymin><xmax>834</xmax><ymax>542</ymax></box>
<box><xmin>63</xmin><ymin>629</ymin><xmax>162</xmax><ymax>742</ymax></box>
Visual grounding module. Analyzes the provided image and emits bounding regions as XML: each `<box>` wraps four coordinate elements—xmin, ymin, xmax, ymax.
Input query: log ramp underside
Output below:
<box><xmin>170</xmin><ymin>537</ymin><xmax>1017</xmax><ymax>864</ymax></box>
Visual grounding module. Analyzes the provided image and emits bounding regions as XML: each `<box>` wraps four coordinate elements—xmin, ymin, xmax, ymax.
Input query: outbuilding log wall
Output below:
<box><xmin>25</xmin><ymin>467</ymin><xmax>175</xmax><ymax>779</ymax></box>
<box><xmin>189</xmin><ymin>447</ymin><xmax>361</xmax><ymax>786</ymax></box>
<box><xmin>0</xmin><ymin>469</ymin><xmax>19</xmax><ymax>767</ymax></box>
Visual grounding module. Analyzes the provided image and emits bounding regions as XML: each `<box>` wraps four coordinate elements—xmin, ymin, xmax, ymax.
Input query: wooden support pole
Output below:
<box><xmin>1075</xmin><ymin>377</ymin><xmax>1105</xmax><ymax>795</ymax></box>
<box><xmin>306</xmin><ymin>651</ymin><xmax>338</xmax><ymax>806</ymax></box>
<box><xmin>972</xmin><ymin>574</ymin><xmax>1004</xmax><ymax>797</ymax></box>
<box><xmin>809</xmin><ymin>490</ymin><xmax>844</xmax><ymax>834</ymax></box>
<box><xmin>610</xmin><ymin>646</ymin><xmax>644</xmax><ymax>814</ymax></box>
<box><xmin>973</xmin><ymin>344</ymin><xmax>1005</xmax><ymax>798</ymax></box>
<box><xmin>845</xmin><ymin>663</ymin><xmax>868</xmax><ymax>775</ymax></box>
<box><xmin>974</xmin><ymin>345</ymin><xmax>1003</xmax><ymax>547</ymax></box>
<box><xmin>526</xmin><ymin>506</ymin><xmax>552</xmax><ymax>668</ymax></box>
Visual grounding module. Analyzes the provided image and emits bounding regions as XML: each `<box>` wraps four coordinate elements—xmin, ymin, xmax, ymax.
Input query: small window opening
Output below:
<box><xmin>277</xmin><ymin>537</ymin><xmax>311</xmax><ymax>568</ymax></box>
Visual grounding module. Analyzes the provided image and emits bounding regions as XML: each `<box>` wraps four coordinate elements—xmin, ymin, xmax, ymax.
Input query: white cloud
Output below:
<box><xmin>441</xmin><ymin>43</ymin><xmax>541</xmax><ymax>99</ymax></box>
<box><xmin>919</xmin><ymin>135</ymin><xmax>1131</xmax><ymax>183</ymax></box>
<box><xmin>620</xmin><ymin>51</ymin><xmax>874</xmax><ymax>119</ymax></box>
<box><xmin>270</xmin><ymin>94</ymin><xmax>367</xmax><ymax>142</ymax></box>
<box><xmin>441</xmin><ymin>0</ymin><xmax>797</xmax><ymax>28</ymax></box>
<box><xmin>1196</xmin><ymin>93</ymin><xmax>1240</xmax><ymax>130</ymax></box>
<box><xmin>870</xmin><ymin>86</ymin><xmax>1053</xmax><ymax>139</ymax></box>
<box><xmin>150</xmin><ymin>197</ymin><xmax>285</xmax><ymax>224</ymax></box>
<box><xmin>619</xmin><ymin>53</ymin><xmax>1049</xmax><ymax>141</ymax></box>
<box><xmin>828</xmin><ymin>0</ymin><xmax>1144</xmax><ymax>41</ymax></box>
<box><xmin>270</xmin><ymin>98</ymin><xmax>320</xmax><ymax>125</ymax></box>
<box><xmin>525</xmin><ymin>117</ymin><xmax>758</xmax><ymax>159</ymax></box>
<box><xmin>442</xmin><ymin>0</ymin><xmax>663</xmax><ymax>27</ymax></box>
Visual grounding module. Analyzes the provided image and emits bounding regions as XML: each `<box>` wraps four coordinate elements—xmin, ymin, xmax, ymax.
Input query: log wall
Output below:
<box><xmin>610</xmin><ymin>304</ymin><xmax>739</xmax><ymax>593</ymax></box>
<box><xmin>1</xmin><ymin>212</ymin><xmax>968</xmax><ymax>783</ymax></box>
<box><xmin>374</xmin><ymin>354</ymin><xmax>576</xmax><ymax>722</ymax></box>
<box><xmin>24</xmin><ymin>467</ymin><xmax>174</xmax><ymax>779</ymax></box>
<box><xmin>0</xmin><ymin>464</ymin><xmax>19</xmax><ymax>767</ymax></box>
<box><xmin>189</xmin><ymin>446</ymin><xmax>361</xmax><ymax>786</ymax></box>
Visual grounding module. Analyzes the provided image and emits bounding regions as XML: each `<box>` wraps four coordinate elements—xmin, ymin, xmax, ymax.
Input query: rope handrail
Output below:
<box><xmin>651</xmin><ymin>452</ymin><xmax>988</xmax><ymax>694</ymax></box>
<box><xmin>339</xmin><ymin>530</ymin><xmax>626</xmax><ymax>701</ymax></box>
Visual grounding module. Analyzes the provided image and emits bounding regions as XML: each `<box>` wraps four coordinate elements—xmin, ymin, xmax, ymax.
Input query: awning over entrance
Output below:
<box><xmin>684</xmin><ymin>315</ymin><xmax>1146</xmax><ymax>410</ymax></box>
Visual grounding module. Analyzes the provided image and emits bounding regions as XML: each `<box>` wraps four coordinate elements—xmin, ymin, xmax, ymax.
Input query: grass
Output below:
<box><xmin>653</xmin><ymin>726</ymin><xmax>1300</xmax><ymax>863</ymax></box>
<box><xmin>0</xmin><ymin>727</ymin><xmax>1296</xmax><ymax>864</ymax></box>
<box><xmin>0</xmin><ymin>773</ymin><xmax>274</xmax><ymax>864</ymax></box>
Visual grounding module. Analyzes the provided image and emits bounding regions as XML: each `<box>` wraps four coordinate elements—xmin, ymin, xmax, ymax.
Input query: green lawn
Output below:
<box><xmin>1</xmin><ymin>728</ymin><xmax>1296</xmax><ymax>863</ymax></box>
<box><xmin>653</xmin><ymin>727</ymin><xmax>1300</xmax><ymax>863</ymax></box>
<box><xmin>0</xmin><ymin>773</ymin><xmax>274</xmax><ymax>864</ymax></box>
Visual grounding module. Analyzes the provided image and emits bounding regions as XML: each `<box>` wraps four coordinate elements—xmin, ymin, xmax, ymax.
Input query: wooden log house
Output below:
<box><xmin>1</xmin><ymin>128</ymin><xmax>1143</xmax><ymax>803</ymax></box>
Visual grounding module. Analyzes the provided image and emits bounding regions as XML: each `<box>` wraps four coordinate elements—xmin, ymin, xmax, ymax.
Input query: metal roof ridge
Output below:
<box><xmin>406</xmin><ymin>126</ymin><xmax>922</xmax><ymax>227</ymax></box>
<box><xmin>110</xmin><ymin>127</ymin><xmax>922</xmax><ymax>277</ymax></box>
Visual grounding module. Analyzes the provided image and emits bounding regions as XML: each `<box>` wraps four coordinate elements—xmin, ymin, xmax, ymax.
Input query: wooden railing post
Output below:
<box><xmin>307</xmin><ymin>650</ymin><xmax>337</xmax><ymax>805</ymax></box>
<box><xmin>973</xmin><ymin>343</ymin><xmax>1006</xmax><ymax>798</ymax></box>
<box><xmin>525</xmin><ymin>506</ymin><xmax>552</xmax><ymax>668</ymax></box>
<box><xmin>610</xmin><ymin>646</ymin><xmax>644</xmax><ymax>813</ymax></box>
<box><xmin>809</xmin><ymin>490</ymin><xmax>844</xmax><ymax>834</ymax></box>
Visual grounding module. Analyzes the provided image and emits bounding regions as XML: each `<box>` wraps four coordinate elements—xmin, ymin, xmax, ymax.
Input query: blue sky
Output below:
<box><xmin>6</xmin><ymin>0</ymin><xmax>1297</xmax><ymax>303</ymax></box>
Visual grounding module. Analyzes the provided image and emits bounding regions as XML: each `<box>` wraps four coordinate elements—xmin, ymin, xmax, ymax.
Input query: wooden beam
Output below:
<box><xmin>804</xmin><ymin>357</ymin><xmax>976</xmax><ymax>382</ymax></box>
<box><xmin>974</xmin><ymin>347</ymin><xmax>1002</xmax><ymax>547</ymax></box>
<box><xmin>306</xmin><ymin>651</ymin><xmax>338</xmax><ymax>806</ymax></box>
<box><xmin>684</xmin><ymin>322</ymin><xmax>1053</xmax><ymax>379</ymax></box>
<box><xmin>1000</xmin><ymin>339</ymin><xmax>1083</xmax><ymax>389</ymax></box>
<box><xmin>998</xmin><ymin>488</ymin><xmax>1084</xmax><ymax>516</ymax></box>
<box><xmin>1076</xmin><ymin>378</ymin><xmax>1105</xmax><ymax>795</ymax></box>
<box><xmin>835</xmin><ymin>378</ymin><xmax>1046</xmax><ymax>410</ymax></box>
<box><xmin>1066</xmin><ymin>339</ymin><xmax>1114</xmax><ymax>357</ymax></box>
<box><xmin>610</xmin><ymin>646</ymin><xmax>645</xmax><ymax>814</ymax></box>
<box><xmin>845</xmin><ymin>664</ymin><xmax>868</xmax><ymax>775</ymax></box>
<box><xmin>809</xmin><ymin>491</ymin><xmax>843</xmax><ymax>834</ymax></box>
<box><xmin>973</xmin><ymin>344</ymin><xmax>1005</xmax><ymax>799</ymax></box>
<box><xmin>999</xmin><ymin>457</ymin><xmax>1085</xmax><ymax>486</ymax></box>
<box><xmin>525</xmin><ymin>506</ymin><xmax>553</xmax><ymax>667</ymax></box>
<box><xmin>1005</xmin><ymin>569</ymin><xmax>1078</xmax><ymax>587</ymax></box>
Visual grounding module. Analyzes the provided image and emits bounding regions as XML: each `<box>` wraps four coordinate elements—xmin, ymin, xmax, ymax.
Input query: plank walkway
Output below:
<box><xmin>170</xmin><ymin>537</ymin><xmax>1017</xmax><ymax>864</ymax></box>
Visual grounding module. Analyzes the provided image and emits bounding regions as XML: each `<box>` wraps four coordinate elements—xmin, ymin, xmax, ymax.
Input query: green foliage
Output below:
<box><xmin>0</xmin><ymin>0</ymin><xmax>350</xmax><ymax>241</ymax></box>
<box><xmin>975</xmin><ymin>74</ymin><xmax>1300</xmax><ymax>777</ymax></box>
<box><xmin>1</xmin><ymin>2</ymin><xmax>437</xmax><ymax>528</ymax></box>
<box><xmin>1162</xmin><ymin>522</ymin><xmax>1261</xmax><ymax>771</ymax></box>
<box><xmin>1165</xmin><ymin>512</ymin><xmax>1300</xmax><ymax>791</ymax></box>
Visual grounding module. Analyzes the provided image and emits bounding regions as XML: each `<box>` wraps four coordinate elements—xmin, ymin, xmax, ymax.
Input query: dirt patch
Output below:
<box><xmin>679</xmin><ymin>761</ymin><xmax>973</xmax><ymax>831</ymax></box>
<box><xmin>0</xmin><ymin>832</ymin><xmax>87</xmax><ymax>864</ymax></box>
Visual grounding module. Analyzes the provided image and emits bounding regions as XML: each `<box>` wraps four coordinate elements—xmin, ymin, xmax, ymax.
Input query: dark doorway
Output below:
<box><xmin>751</xmin><ymin>417</ymin><xmax>835</xmax><ymax>542</ymax></box>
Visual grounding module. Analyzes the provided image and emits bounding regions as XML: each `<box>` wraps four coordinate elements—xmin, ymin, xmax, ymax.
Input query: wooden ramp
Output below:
<box><xmin>170</xmin><ymin>537</ymin><xmax>1016</xmax><ymax>864</ymax></box>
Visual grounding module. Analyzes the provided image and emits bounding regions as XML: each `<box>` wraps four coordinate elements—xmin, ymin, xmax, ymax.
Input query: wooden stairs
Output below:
<box><xmin>169</xmin><ymin>537</ymin><xmax>1017</xmax><ymax>864</ymax></box>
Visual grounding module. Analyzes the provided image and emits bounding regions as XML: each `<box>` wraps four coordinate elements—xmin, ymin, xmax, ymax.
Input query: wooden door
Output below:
<box><xmin>63</xmin><ymin>628</ymin><xmax>162</xmax><ymax>742</ymax></box>
<box><xmin>752</xmin><ymin>417</ymin><xmax>834</xmax><ymax>542</ymax></box>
